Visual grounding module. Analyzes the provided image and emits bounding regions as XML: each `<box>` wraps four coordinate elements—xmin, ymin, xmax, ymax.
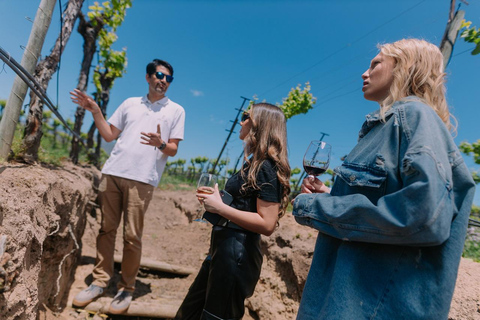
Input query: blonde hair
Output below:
<box><xmin>241</xmin><ymin>103</ymin><xmax>291</xmax><ymax>218</ymax></box>
<box><xmin>378</xmin><ymin>39</ymin><xmax>455</xmax><ymax>131</ymax></box>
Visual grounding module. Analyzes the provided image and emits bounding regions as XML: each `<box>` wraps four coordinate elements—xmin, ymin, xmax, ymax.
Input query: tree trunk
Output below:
<box><xmin>86</xmin><ymin>119</ymin><xmax>99</xmax><ymax>167</ymax></box>
<box><xmin>85</xmin><ymin>93</ymin><xmax>100</xmax><ymax>150</ymax></box>
<box><xmin>93</xmin><ymin>130</ymin><xmax>102</xmax><ymax>168</ymax></box>
<box><xmin>20</xmin><ymin>0</ymin><xmax>84</xmax><ymax>164</ymax></box>
<box><xmin>70</xmin><ymin>12</ymin><xmax>104</xmax><ymax>164</ymax></box>
<box><xmin>52</xmin><ymin>126</ymin><xmax>58</xmax><ymax>148</ymax></box>
<box><xmin>86</xmin><ymin>71</ymin><xmax>112</xmax><ymax>168</ymax></box>
<box><xmin>86</xmin><ymin>121</ymin><xmax>96</xmax><ymax>150</ymax></box>
<box><xmin>94</xmin><ymin>76</ymin><xmax>112</xmax><ymax>167</ymax></box>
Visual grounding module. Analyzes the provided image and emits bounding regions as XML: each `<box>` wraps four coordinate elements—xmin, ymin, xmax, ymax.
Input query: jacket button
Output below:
<box><xmin>350</xmin><ymin>175</ymin><xmax>356</xmax><ymax>182</ymax></box>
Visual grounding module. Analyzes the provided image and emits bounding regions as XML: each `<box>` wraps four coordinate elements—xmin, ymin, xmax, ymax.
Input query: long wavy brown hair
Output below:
<box><xmin>241</xmin><ymin>103</ymin><xmax>291</xmax><ymax>218</ymax></box>
<box><xmin>378</xmin><ymin>39</ymin><xmax>456</xmax><ymax>132</ymax></box>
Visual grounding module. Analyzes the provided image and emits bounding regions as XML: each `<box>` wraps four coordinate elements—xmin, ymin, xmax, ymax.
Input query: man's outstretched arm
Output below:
<box><xmin>70</xmin><ymin>89</ymin><xmax>121</xmax><ymax>142</ymax></box>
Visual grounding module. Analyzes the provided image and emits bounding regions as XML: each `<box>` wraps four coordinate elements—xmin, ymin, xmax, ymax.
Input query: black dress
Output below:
<box><xmin>175</xmin><ymin>159</ymin><xmax>282</xmax><ymax>320</ymax></box>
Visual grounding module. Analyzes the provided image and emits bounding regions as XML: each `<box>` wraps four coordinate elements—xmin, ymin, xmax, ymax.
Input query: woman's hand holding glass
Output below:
<box><xmin>196</xmin><ymin>183</ymin><xmax>224</xmax><ymax>214</ymax></box>
<box><xmin>194</xmin><ymin>173</ymin><xmax>217</xmax><ymax>221</ymax></box>
<box><xmin>301</xmin><ymin>177</ymin><xmax>331</xmax><ymax>194</ymax></box>
<box><xmin>195</xmin><ymin>173</ymin><xmax>226</xmax><ymax>217</ymax></box>
<box><xmin>301</xmin><ymin>140</ymin><xmax>332</xmax><ymax>194</ymax></box>
<box><xmin>196</xmin><ymin>173</ymin><xmax>217</xmax><ymax>200</ymax></box>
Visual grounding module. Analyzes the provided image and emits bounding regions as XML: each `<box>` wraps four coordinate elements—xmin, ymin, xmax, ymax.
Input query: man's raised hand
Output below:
<box><xmin>70</xmin><ymin>89</ymin><xmax>101</xmax><ymax>115</ymax></box>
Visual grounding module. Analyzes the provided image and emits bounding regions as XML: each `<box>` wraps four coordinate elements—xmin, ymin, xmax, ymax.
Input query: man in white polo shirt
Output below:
<box><xmin>70</xmin><ymin>59</ymin><xmax>185</xmax><ymax>314</ymax></box>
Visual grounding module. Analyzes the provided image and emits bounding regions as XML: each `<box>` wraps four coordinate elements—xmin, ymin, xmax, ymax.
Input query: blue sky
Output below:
<box><xmin>0</xmin><ymin>0</ymin><xmax>479</xmax><ymax>204</ymax></box>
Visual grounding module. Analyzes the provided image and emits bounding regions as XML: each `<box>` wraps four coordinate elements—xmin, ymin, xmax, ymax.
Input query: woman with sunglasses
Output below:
<box><xmin>293</xmin><ymin>39</ymin><xmax>476</xmax><ymax>319</ymax></box>
<box><xmin>175</xmin><ymin>103</ymin><xmax>291</xmax><ymax>320</ymax></box>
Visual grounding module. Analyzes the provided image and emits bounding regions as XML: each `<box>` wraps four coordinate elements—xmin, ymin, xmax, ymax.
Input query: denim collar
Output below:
<box><xmin>359</xmin><ymin>96</ymin><xmax>423</xmax><ymax>139</ymax></box>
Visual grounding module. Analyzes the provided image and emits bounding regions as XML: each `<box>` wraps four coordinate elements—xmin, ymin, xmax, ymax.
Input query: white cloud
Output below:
<box><xmin>190</xmin><ymin>89</ymin><xmax>204</xmax><ymax>97</ymax></box>
<box><xmin>210</xmin><ymin>114</ymin><xmax>225</xmax><ymax>125</ymax></box>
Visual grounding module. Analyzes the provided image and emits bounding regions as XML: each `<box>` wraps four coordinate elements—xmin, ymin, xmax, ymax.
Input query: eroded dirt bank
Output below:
<box><xmin>0</xmin><ymin>162</ymin><xmax>100</xmax><ymax>319</ymax></box>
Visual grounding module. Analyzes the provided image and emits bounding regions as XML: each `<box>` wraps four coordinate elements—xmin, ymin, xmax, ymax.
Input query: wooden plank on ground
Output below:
<box><xmin>114</xmin><ymin>255</ymin><xmax>196</xmax><ymax>276</ymax></box>
<box><xmin>72</xmin><ymin>297</ymin><xmax>182</xmax><ymax>318</ymax></box>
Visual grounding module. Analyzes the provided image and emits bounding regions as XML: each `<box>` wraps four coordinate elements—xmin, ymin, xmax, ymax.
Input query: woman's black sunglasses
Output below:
<box><xmin>241</xmin><ymin>111</ymin><xmax>250</xmax><ymax>122</ymax></box>
<box><xmin>155</xmin><ymin>72</ymin><xmax>174</xmax><ymax>83</ymax></box>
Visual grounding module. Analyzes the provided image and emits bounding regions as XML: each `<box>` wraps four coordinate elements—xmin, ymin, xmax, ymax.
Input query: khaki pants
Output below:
<box><xmin>92</xmin><ymin>174</ymin><xmax>154</xmax><ymax>291</ymax></box>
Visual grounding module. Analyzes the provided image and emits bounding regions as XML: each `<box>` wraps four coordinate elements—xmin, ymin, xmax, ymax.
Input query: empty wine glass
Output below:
<box><xmin>303</xmin><ymin>141</ymin><xmax>331</xmax><ymax>177</ymax></box>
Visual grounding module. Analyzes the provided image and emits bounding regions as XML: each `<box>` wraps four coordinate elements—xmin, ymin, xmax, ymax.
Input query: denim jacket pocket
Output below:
<box><xmin>334</xmin><ymin>163</ymin><xmax>387</xmax><ymax>205</ymax></box>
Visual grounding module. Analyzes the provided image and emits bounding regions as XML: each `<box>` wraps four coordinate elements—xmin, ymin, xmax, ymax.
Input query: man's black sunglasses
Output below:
<box><xmin>241</xmin><ymin>111</ymin><xmax>250</xmax><ymax>122</ymax></box>
<box><xmin>155</xmin><ymin>72</ymin><xmax>174</xmax><ymax>83</ymax></box>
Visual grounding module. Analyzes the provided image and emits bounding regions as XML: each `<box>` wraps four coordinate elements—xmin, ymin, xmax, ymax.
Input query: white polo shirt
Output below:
<box><xmin>101</xmin><ymin>95</ymin><xmax>185</xmax><ymax>187</ymax></box>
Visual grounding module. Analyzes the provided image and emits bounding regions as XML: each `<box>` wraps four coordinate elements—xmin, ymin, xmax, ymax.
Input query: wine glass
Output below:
<box><xmin>197</xmin><ymin>172</ymin><xmax>217</xmax><ymax>195</ymax></box>
<box><xmin>194</xmin><ymin>173</ymin><xmax>218</xmax><ymax>222</ymax></box>
<box><xmin>303</xmin><ymin>141</ymin><xmax>331</xmax><ymax>177</ymax></box>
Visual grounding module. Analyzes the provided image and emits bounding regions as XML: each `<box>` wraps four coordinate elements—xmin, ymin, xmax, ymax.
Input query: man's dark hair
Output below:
<box><xmin>146</xmin><ymin>59</ymin><xmax>174</xmax><ymax>76</ymax></box>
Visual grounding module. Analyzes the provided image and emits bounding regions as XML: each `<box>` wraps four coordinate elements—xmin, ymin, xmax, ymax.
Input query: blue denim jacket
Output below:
<box><xmin>293</xmin><ymin>97</ymin><xmax>476</xmax><ymax>320</ymax></box>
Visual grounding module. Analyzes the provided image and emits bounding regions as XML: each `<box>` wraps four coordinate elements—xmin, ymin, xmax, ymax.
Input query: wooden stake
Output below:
<box><xmin>0</xmin><ymin>0</ymin><xmax>56</xmax><ymax>159</ymax></box>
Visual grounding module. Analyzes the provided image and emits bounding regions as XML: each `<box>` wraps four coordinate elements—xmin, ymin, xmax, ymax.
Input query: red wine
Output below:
<box><xmin>304</xmin><ymin>165</ymin><xmax>327</xmax><ymax>176</ymax></box>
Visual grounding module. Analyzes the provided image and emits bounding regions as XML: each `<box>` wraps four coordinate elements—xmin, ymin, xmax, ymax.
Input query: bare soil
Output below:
<box><xmin>54</xmin><ymin>188</ymin><xmax>480</xmax><ymax>320</ymax></box>
<box><xmin>0</xmin><ymin>163</ymin><xmax>474</xmax><ymax>320</ymax></box>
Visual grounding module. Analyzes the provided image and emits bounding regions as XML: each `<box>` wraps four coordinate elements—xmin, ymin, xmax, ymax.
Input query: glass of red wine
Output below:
<box><xmin>303</xmin><ymin>141</ymin><xmax>331</xmax><ymax>177</ymax></box>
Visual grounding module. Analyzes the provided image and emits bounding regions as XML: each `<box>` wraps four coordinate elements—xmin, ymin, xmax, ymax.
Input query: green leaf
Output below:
<box><xmin>459</xmin><ymin>20</ymin><xmax>480</xmax><ymax>55</ymax></box>
<box><xmin>460</xmin><ymin>19</ymin><xmax>471</xmax><ymax>29</ymax></box>
<box><xmin>472</xmin><ymin>43</ymin><xmax>480</xmax><ymax>55</ymax></box>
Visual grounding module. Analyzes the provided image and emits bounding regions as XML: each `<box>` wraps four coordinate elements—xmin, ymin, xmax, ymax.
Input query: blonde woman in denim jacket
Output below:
<box><xmin>293</xmin><ymin>39</ymin><xmax>476</xmax><ymax>320</ymax></box>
